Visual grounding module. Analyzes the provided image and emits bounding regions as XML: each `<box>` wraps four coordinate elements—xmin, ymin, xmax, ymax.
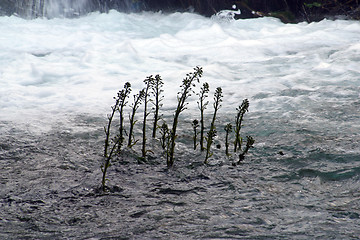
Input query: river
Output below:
<box><xmin>0</xmin><ymin>10</ymin><xmax>360</xmax><ymax>239</ymax></box>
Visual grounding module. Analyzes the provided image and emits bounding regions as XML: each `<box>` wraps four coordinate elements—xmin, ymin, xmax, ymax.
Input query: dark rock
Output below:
<box><xmin>0</xmin><ymin>0</ymin><xmax>16</xmax><ymax>16</ymax></box>
<box><xmin>0</xmin><ymin>0</ymin><xmax>359</xmax><ymax>23</ymax></box>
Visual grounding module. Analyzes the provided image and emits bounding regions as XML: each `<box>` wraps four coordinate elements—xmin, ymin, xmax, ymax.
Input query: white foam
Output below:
<box><xmin>0</xmin><ymin>11</ymin><xmax>359</xmax><ymax>133</ymax></box>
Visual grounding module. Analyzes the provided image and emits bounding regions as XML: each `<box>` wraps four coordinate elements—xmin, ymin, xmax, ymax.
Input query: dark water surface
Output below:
<box><xmin>1</xmin><ymin>111</ymin><xmax>359</xmax><ymax>239</ymax></box>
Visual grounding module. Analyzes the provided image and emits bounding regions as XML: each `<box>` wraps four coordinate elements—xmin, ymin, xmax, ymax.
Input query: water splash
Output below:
<box><xmin>12</xmin><ymin>0</ymin><xmax>148</xmax><ymax>18</ymax></box>
<box><xmin>14</xmin><ymin>0</ymin><xmax>94</xmax><ymax>18</ymax></box>
<box><xmin>211</xmin><ymin>4</ymin><xmax>241</xmax><ymax>22</ymax></box>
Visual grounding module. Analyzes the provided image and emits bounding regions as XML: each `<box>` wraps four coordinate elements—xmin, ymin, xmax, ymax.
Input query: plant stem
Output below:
<box><xmin>204</xmin><ymin>87</ymin><xmax>223</xmax><ymax>163</ymax></box>
<box><xmin>160</xmin><ymin>122</ymin><xmax>169</xmax><ymax>150</ymax></box>
<box><xmin>104</xmin><ymin>100</ymin><xmax>118</xmax><ymax>158</ymax></box>
<box><xmin>168</xmin><ymin>66</ymin><xmax>203</xmax><ymax>167</ymax></box>
<box><xmin>142</xmin><ymin>76</ymin><xmax>154</xmax><ymax>159</ymax></box>
<box><xmin>224</xmin><ymin>123</ymin><xmax>232</xmax><ymax>156</ymax></box>
<box><xmin>192</xmin><ymin>119</ymin><xmax>199</xmax><ymax>150</ymax></box>
<box><xmin>204</xmin><ymin>129</ymin><xmax>216</xmax><ymax>163</ymax></box>
<box><xmin>102</xmin><ymin>87</ymin><xmax>128</xmax><ymax>191</ymax></box>
<box><xmin>234</xmin><ymin>99</ymin><xmax>249</xmax><ymax>152</ymax></box>
<box><xmin>152</xmin><ymin>74</ymin><xmax>164</xmax><ymax>138</ymax></box>
<box><xmin>128</xmin><ymin>89</ymin><xmax>144</xmax><ymax>147</ymax></box>
<box><xmin>237</xmin><ymin>136</ymin><xmax>255</xmax><ymax>164</ymax></box>
<box><xmin>102</xmin><ymin>136</ymin><xmax>122</xmax><ymax>191</ymax></box>
<box><xmin>197</xmin><ymin>82</ymin><xmax>209</xmax><ymax>151</ymax></box>
<box><xmin>118</xmin><ymin>82</ymin><xmax>131</xmax><ymax>151</ymax></box>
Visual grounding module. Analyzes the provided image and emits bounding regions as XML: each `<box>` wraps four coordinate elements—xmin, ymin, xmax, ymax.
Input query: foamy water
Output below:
<box><xmin>1</xmin><ymin>11</ymin><xmax>359</xmax><ymax>128</ymax></box>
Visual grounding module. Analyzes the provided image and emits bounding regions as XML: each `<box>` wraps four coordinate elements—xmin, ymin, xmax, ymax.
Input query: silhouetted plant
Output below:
<box><xmin>128</xmin><ymin>89</ymin><xmax>145</xmax><ymax>148</ymax></box>
<box><xmin>192</xmin><ymin>119</ymin><xmax>199</xmax><ymax>150</ymax></box>
<box><xmin>197</xmin><ymin>82</ymin><xmax>209</xmax><ymax>151</ymax></box>
<box><xmin>159</xmin><ymin>122</ymin><xmax>170</xmax><ymax>150</ymax></box>
<box><xmin>224</xmin><ymin>123</ymin><xmax>232</xmax><ymax>156</ymax></box>
<box><xmin>210</xmin><ymin>87</ymin><xmax>223</xmax><ymax>129</ymax></box>
<box><xmin>234</xmin><ymin>98</ymin><xmax>249</xmax><ymax>152</ymax></box>
<box><xmin>167</xmin><ymin>66</ymin><xmax>203</xmax><ymax>167</ymax></box>
<box><xmin>104</xmin><ymin>97</ymin><xmax>118</xmax><ymax>160</ymax></box>
<box><xmin>204</xmin><ymin>128</ymin><xmax>217</xmax><ymax>163</ymax></box>
<box><xmin>204</xmin><ymin>87</ymin><xmax>223</xmax><ymax>163</ymax></box>
<box><xmin>102</xmin><ymin>134</ymin><xmax>123</xmax><ymax>191</ymax></box>
<box><xmin>237</xmin><ymin>136</ymin><xmax>255</xmax><ymax>164</ymax></box>
<box><xmin>102</xmin><ymin>84</ymin><xmax>130</xmax><ymax>191</ymax></box>
<box><xmin>141</xmin><ymin>76</ymin><xmax>154</xmax><ymax>159</ymax></box>
<box><xmin>151</xmin><ymin>74</ymin><xmax>164</xmax><ymax>138</ymax></box>
<box><xmin>117</xmin><ymin>82</ymin><xmax>132</xmax><ymax>151</ymax></box>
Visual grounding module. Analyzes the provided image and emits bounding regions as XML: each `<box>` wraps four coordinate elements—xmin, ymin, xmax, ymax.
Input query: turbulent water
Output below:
<box><xmin>13</xmin><ymin>0</ymin><xmax>93</xmax><ymax>18</ymax></box>
<box><xmin>0</xmin><ymin>10</ymin><xmax>360</xmax><ymax>239</ymax></box>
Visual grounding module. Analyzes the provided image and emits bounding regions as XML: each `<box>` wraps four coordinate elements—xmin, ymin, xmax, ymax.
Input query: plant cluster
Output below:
<box><xmin>101</xmin><ymin>67</ymin><xmax>254</xmax><ymax>190</ymax></box>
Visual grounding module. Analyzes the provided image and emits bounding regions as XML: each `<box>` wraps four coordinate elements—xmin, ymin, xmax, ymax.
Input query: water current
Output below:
<box><xmin>0</xmin><ymin>10</ymin><xmax>360</xmax><ymax>239</ymax></box>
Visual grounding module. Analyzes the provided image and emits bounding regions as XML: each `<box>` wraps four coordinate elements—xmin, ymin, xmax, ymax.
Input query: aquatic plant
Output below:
<box><xmin>117</xmin><ymin>82</ymin><xmax>132</xmax><ymax>151</ymax></box>
<box><xmin>159</xmin><ymin>122</ymin><xmax>170</xmax><ymax>150</ymax></box>
<box><xmin>102</xmin><ymin>83</ymin><xmax>131</xmax><ymax>191</ymax></box>
<box><xmin>104</xmin><ymin>97</ymin><xmax>119</xmax><ymax>160</ymax></box>
<box><xmin>234</xmin><ymin>98</ymin><xmax>249</xmax><ymax>152</ymax></box>
<box><xmin>192</xmin><ymin>119</ymin><xmax>199</xmax><ymax>150</ymax></box>
<box><xmin>237</xmin><ymin>136</ymin><xmax>255</xmax><ymax>164</ymax></box>
<box><xmin>204</xmin><ymin>87</ymin><xmax>223</xmax><ymax>163</ymax></box>
<box><xmin>210</xmin><ymin>87</ymin><xmax>223</xmax><ymax>130</ymax></box>
<box><xmin>102</xmin><ymin>134</ymin><xmax>123</xmax><ymax>191</ymax></box>
<box><xmin>224</xmin><ymin>123</ymin><xmax>232</xmax><ymax>156</ymax></box>
<box><xmin>128</xmin><ymin>89</ymin><xmax>145</xmax><ymax>148</ymax></box>
<box><xmin>102</xmin><ymin>66</ymin><xmax>254</xmax><ymax>183</ymax></box>
<box><xmin>141</xmin><ymin>76</ymin><xmax>154</xmax><ymax>159</ymax></box>
<box><xmin>151</xmin><ymin>74</ymin><xmax>164</xmax><ymax>138</ymax></box>
<box><xmin>204</xmin><ymin>128</ymin><xmax>217</xmax><ymax>163</ymax></box>
<box><xmin>197</xmin><ymin>82</ymin><xmax>209</xmax><ymax>151</ymax></box>
<box><xmin>167</xmin><ymin>66</ymin><xmax>203</xmax><ymax>167</ymax></box>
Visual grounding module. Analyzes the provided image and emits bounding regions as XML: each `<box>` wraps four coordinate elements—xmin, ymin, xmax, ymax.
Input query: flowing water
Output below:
<box><xmin>13</xmin><ymin>0</ymin><xmax>94</xmax><ymax>18</ymax></box>
<box><xmin>0</xmin><ymin>10</ymin><xmax>360</xmax><ymax>239</ymax></box>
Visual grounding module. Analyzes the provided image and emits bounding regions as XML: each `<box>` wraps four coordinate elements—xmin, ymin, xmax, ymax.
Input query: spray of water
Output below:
<box><xmin>14</xmin><ymin>0</ymin><xmax>92</xmax><ymax>18</ymax></box>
